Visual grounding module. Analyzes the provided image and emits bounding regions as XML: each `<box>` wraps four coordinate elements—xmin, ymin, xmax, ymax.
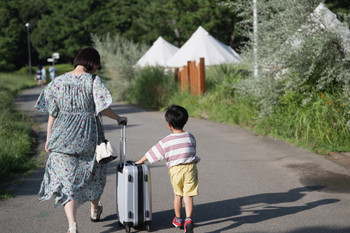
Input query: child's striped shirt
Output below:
<box><xmin>145</xmin><ymin>131</ymin><xmax>200</xmax><ymax>168</ymax></box>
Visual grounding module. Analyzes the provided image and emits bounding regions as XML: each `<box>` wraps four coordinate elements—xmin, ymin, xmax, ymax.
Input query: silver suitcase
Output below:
<box><xmin>116</xmin><ymin>124</ymin><xmax>152</xmax><ymax>232</ymax></box>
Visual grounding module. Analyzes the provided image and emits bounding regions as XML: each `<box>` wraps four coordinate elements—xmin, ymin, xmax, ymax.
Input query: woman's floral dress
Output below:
<box><xmin>35</xmin><ymin>73</ymin><xmax>112</xmax><ymax>207</ymax></box>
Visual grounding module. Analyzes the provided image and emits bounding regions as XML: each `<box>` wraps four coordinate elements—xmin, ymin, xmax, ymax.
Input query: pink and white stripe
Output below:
<box><xmin>145</xmin><ymin>132</ymin><xmax>200</xmax><ymax>168</ymax></box>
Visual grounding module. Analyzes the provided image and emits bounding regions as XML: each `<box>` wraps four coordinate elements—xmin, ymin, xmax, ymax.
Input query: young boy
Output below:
<box><xmin>135</xmin><ymin>105</ymin><xmax>200</xmax><ymax>233</ymax></box>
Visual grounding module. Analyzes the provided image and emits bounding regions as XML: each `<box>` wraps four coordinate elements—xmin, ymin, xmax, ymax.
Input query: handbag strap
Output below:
<box><xmin>92</xmin><ymin>74</ymin><xmax>106</xmax><ymax>143</ymax></box>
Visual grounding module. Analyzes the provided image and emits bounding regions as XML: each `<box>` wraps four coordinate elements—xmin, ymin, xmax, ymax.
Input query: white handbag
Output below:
<box><xmin>96</xmin><ymin>139</ymin><xmax>118</xmax><ymax>164</ymax></box>
<box><xmin>93</xmin><ymin>74</ymin><xmax>118</xmax><ymax>164</ymax></box>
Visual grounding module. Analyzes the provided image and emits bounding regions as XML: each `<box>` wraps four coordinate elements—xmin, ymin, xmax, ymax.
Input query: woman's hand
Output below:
<box><xmin>101</xmin><ymin>108</ymin><xmax>128</xmax><ymax>125</ymax></box>
<box><xmin>118</xmin><ymin>117</ymin><xmax>128</xmax><ymax>126</ymax></box>
<box><xmin>45</xmin><ymin>141</ymin><xmax>51</xmax><ymax>153</ymax></box>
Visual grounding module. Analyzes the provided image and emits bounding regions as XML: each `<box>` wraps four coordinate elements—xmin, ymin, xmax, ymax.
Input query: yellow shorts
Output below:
<box><xmin>169</xmin><ymin>163</ymin><xmax>199</xmax><ymax>197</ymax></box>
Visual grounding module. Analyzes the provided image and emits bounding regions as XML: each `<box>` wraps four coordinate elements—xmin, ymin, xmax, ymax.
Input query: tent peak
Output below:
<box><xmin>136</xmin><ymin>36</ymin><xmax>179</xmax><ymax>67</ymax></box>
<box><xmin>195</xmin><ymin>26</ymin><xmax>209</xmax><ymax>36</ymax></box>
<box><xmin>166</xmin><ymin>26</ymin><xmax>240</xmax><ymax>67</ymax></box>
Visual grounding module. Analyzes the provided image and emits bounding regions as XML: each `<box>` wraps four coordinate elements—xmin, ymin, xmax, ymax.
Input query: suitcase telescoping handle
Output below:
<box><xmin>119</xmin><ymin>121</ymin><xmax>127</xmax><ymax>169</ymax></box>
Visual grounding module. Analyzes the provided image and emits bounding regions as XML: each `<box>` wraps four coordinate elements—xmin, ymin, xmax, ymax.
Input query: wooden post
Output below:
<box><xmin>194</xmin><ymin>61</ymin><xmax>200</xmax><ymax>95</ymax></box>
<box><xmin>190</xmin><ymin>61</ymin><xmax>196</xmax><ymax>95</ymax></box>
<box><xmin>176</xmin><ymin>58</ymin><xmax>206</xmax><ymax>95</ymax></box>
<box><xmin>182</xmin><ymin>66</ymin><xmax>189</xmax><ymax>91</ymax></box>
<box><xmin>174</xmin><ymin>68</ymin><xmax>179</xmax><ymax>83</ymax></box>
<box><xmin>199</xmin><ymin>57</ymin><xmax>206</xmax><ymax>94</ymax></box>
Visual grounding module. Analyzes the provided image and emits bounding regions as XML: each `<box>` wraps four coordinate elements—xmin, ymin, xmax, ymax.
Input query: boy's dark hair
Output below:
<box><xmin>73</xmin><ymin>47</ymin><xmax>101</xmax><ymax>73</ymax></box>
<box><xmin>165</xmin><ymin>105</ymin><xmax>188</xmax><ymax>130</ymax></box>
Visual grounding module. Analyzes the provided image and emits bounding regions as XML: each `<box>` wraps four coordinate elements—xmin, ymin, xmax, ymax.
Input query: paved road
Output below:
<box><xmin>1</xmin><ymin>85</ymin><xmax>350</xmax><ymax>233</ymax></box>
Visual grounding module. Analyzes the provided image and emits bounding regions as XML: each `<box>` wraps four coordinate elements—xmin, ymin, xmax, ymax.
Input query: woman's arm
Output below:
<box><xmin>45</xmin><ymin>115</ymin><xmax>56</xmax><ymax>153</ymax></box>
<box><xmin>101</xmin><ymin>107</ymin><xmax>127</xmax><ymax>125</ymax></box>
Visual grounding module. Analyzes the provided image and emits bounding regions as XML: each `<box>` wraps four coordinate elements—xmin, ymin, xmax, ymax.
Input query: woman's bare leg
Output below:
<box><xmin>64</xmin><ymin>200</ymin><xmax>77</xmax><ymax>231</ymax></box>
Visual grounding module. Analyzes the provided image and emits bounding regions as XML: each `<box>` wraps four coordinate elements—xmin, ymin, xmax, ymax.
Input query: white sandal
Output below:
<box><xmin>67</xmin><ymin>222</ymin><xmax>78</xmax><ymax>233</ymax></box>
<box><xmin>91</xmin><ymin>202</ymin><xmax>103</xmax><ymax>222</ymax></box>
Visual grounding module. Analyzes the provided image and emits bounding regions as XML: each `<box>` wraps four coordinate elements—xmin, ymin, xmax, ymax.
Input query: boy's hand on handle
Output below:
<box><xmin>135</xmin><ymin>160</ymin><xmax>144</xmax><ymax>165</ymax></box>
<box><xmin>135</xmin><ymin>155</ymin><xmax>147</xmax><ymax>165</ymax></box>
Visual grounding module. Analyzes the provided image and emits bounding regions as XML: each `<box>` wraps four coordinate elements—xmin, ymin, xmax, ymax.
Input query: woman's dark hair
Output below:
<box><xmin>73</xmin><ymin>48</ymin><xmax>101</xmax><ymax>72</ymax></box>
<box><xmin>165</xmin><ymin>105</ymin><xmax>189</xmax><ymax>130</ymax></box>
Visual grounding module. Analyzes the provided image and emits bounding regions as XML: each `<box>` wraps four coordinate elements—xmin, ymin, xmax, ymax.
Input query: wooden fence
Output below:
<box><xmin>174</xmin><ymin>57</ymin><xmax>206</xmax><ymax>95</ymax></box>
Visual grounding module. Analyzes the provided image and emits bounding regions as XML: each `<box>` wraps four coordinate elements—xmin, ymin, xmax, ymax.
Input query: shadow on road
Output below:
<box><xmin>16</xmin><ymin>93</ymin><xmax>42</xmax><ymax>103</ymax></box>
<box><xmin>9</xmin><ymin>161</ymin><xmax>343</xmax><ymax>233</ymax></box>
<box><xmin>97</xmin><ymin>186</ymin><xmax>341</xmax><ymax>233</ymax></box>
<box><xmin>148</xmin><ymin>186</ymin><xmax>339</xmax><ymax>232</ymax></box>
<box><xmin>110</xmin><ymin>104</ymin><xmax>146</xmax><ymax>115</ymax></box>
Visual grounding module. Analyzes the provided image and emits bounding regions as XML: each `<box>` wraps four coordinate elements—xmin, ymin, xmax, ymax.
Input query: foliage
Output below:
<box><xmin>92</xmin><ymin>34</ymin><xmax>148</xmax><ymax>100</ymax></box>
<box><xmin>168</xmin><ymin>64</ymin><xmax>256</xmax><ymax>126</ymax></box>
<box><xmin>127</xmin><ymin>0</ymin><xmax>239</xmax><ymax>48</ymax></box>
<box><xmin>0</xmin><ymin>190</ymin><xmax>12</xmax><ymax>200</ymax></box>
<box><xmin>131</xmin><ymin>61</ymin><xmax>350</xmax><ymax>154</ymax></box>
<box><xmin>1</xmin><ymin>0</ymin><xmax>349</xmax><ymax>71</ymax></box>
<box><xmin>0</xmin><ymin>73</ymin><xmax>37</xmax><ymax>181</ymax></box>
<box><xmin>31</xmin><ymin>0</ymin><xmax>97</xmax><ymax>61</ymax></box>
<box><xmin>0</xmin><ymin>0</ymin><xmax>244</xmax><ymax>71</ymax></box>
<box><xmin>129</xmin><ymin>67</ymin><xmax>176</xmax><ymax>109</ymax></box>
<box><xmin>227</xmin><ymin>0</ymin><xmax>350</xmax><ymax>117</ymax></box>
<box><xmin>0</xmin><ymin>1</ymin><xmax>27</xmax><ymax>70</ymax></box>
<box><xmin>0</xmin><ymin>0</ymin><xmax>49</xmax><ymax>71</ymax></box>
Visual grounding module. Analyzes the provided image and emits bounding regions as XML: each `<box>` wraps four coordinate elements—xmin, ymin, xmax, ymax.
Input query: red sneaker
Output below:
<box><xmin>184</xmin><ymin>218</ymin><xmax>194</xmax><ymax>233</ymax></box>
<box><xmin>172</xmin><ymin>217</ymin><xmax>183</xmax><ymax>228</ymax></box>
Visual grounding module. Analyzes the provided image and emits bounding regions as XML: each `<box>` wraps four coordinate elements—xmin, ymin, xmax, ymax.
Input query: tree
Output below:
<box><xmin>0</xmin><ymin>5</ymin><xmax>23</xmax><ymax>70</ymax></box>
<box><xmin>31</xmin><ymin>0</ymin><xmax>94</xmax><ymax>61</ymax></box>
<box><xmin>325</xmin><ymin>0</ymin><xmax>350</xmax><ymax>14</ymax></box>
<box><xmin>2</xmin><ymin>0</ymin><xmax>348</xmax><ymax>71</ymax></box>
<box><xmin>27</xmin><ymin>0</ymin><xmax>141</xmax><ymax>63</ymax></box>
<box><xmin>124</xmin><ymin>0</ymin><xmax>239</xmax><ymax>49</ymax></box>
<box><xmin>0</xmin><ymin>0</ymin><xmax>49</xmax><ymax>70</ymax></box>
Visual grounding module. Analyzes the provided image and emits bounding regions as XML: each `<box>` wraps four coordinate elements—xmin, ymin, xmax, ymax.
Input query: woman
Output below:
<box><xmin>35</xmin><ymin>48</ymin><xmax>127</xmax><ymax>233</ymax></box>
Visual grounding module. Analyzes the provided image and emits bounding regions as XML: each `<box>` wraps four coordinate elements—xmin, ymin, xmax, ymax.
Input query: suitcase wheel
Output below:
<box><xmin>145</xmin><ymin>224</ymin><xmax>151</xmax><ymax>232</ymax></box>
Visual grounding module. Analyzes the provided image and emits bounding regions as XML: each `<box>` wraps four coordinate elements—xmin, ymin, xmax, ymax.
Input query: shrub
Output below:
<box><xmin>92</xmin><ymin>33</ymin><xmax>148</xmax><ymax>101</ymax></box>
<box><xmin>130</xmin><ymin>67</ymin><xmax>176</xmax><ymax>109</ymax></box>
<box><xmin>228</xmin><ymin>0</ymin><xmax>350</xmax><ymax>117</ymax></box>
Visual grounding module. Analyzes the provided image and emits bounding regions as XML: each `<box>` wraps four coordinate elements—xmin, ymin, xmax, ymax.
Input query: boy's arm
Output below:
<box><xmin>135</xmin><ymin>155</ymin><xmax>148</xmax><ymax>165</ymax></box>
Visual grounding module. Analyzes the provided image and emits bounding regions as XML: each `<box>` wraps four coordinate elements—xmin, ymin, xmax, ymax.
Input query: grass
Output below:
<box><xmin>16</xmin><ymin>63</ymin><xmax>74</xmax><ymax>77</ymax></box>
<box><xmin>0</xmin><ymin>72</ymin><xmax>38</xmax><ymax>199</ymax></box>
<box><xmin>256</xmin><ymin>92</ymin><xmax>350</xmax><ymax>154</ymax></box>
<box><xmin>0</xmin><ymin>190</ymin><xmax>13</xmax><ymax>200</ymax></box>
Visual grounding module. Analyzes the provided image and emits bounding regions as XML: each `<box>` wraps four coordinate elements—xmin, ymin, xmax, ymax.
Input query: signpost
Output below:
<box><xmin>47</xmin><ymin>53</ymin><xmax>60</xmax><ymax>65</ymax></box>
<box><xmin>25</xmin><ymin>23</ymin><xmax>32</xmax><ymax>74</ymax></box>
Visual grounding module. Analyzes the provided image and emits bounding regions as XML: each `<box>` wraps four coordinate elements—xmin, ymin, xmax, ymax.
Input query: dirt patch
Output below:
<box><xmin>323</xmin><ymin>152</ymin><xmax>350</xmax><ymax>170</ymax></box>
<box><xmin>287</xmin><ymin>163</ymin><xmax>350</xmax><ymax>193</ymax></box>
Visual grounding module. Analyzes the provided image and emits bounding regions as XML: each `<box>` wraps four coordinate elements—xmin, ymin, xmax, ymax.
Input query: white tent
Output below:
<box><xmin>312</xmin><ymin>3</ymin><xmax>350</xmax><ymax>53</ymax></box>
<box><xmin>166</xmin><ymin>26</ymin><xmax>240</xmax><ymax>67</ymax></box>
<box><xmin>135</xmin><ymin>36</ymin><xmax>179</xmax><ymax>67</ymax></box>
<box><xmin>286</xmin><ymin>3</ymin><xmax>350</xmax><ymax>53</ymax></box>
